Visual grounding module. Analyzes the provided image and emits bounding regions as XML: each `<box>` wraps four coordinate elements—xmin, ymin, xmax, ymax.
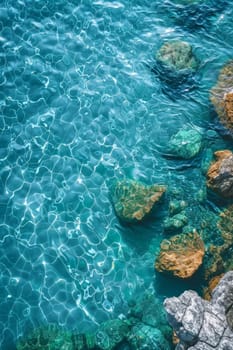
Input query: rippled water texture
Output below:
<box><xmin>1</xmin><ymin>0</ymin><xmax>233</xmax><ymax>348</ymax></box>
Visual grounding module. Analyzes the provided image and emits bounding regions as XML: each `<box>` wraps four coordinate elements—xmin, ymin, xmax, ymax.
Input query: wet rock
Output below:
<box><xmin>210</xmin><ymin>60</ymin><xmax>233</xmax><ymax>131</ymax></box>
<box><xmin>127</xmin><ymin>323</ymin><xmax>171</xmax><ymax>350</ymax></box>
<box><xmin>73</xmin><ymin>333</ymin><xmax>95</xmax><ymax>350</ymax></box>
<box><xmin>203</xmin><ymin>274</ymin><xmax>224</xmax><ymax>301</ymax></box>
<box><xmin>156</xmin><ymin>41</ymin><xmax>198</xmax><ymax>73</ymax></box>
<box><xmin>206</xmin><ymin>150</ymin><xmax>233</xmax><ymax>198</ymax></box>
<box><xmin>111</xmin><ymin>179</ymin><xmax>166</xmax><ymax>223</ymax></box>
<box><xmin>128</xmin><ymin>292</ymin><xmax>172</xmax><ymax>331</ymax></box>
<box><xmin>16</xmin><ymin>325</ymin><xmax>74</xmax><ymax>350</ymax></box>
<box><xmin>169</xmin><ymin>200</ymin><xmax>187</xmax><ymax>215</ymax></box>
<box><xmin>153</xmin><ymin>41</ymin><xmax>198</xmax><ymax>99</ymax></box>
<box><xmin>203</xmin><ymin>205</ymin><xmax>233</xmax><ymax>284</ymax></box>
<box><xmin>155</xmin><ymin>231</ymin><xmax>205</xmax><ymax>278</ymax></box>
<box><xmin>168</xmin><ymin>128</ymin><xmax>202</xmax><ymax>159</ymax></box>
<box><xmin>94</xmin><ymin>319</ymin><xmax>131</xmax><ymax>350</ymax></box>
<box><xmin>164</xmin><ymin>272</ymin><xmax>233</xmax><ymax>349</ymax></box>
<box><xmin>164</xmin><ymin>212</ymin><xmax>188</xmax><ymax>232</ymax></box>
<box><xmin>127</xmin><ymin>292</ymin><xmax>173</xmax><ymax>347</ymax></box>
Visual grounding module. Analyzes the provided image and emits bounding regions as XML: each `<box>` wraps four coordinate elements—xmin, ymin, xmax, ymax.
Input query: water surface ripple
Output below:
<box><xmin>1</xmin><ymin>0</ymin><xmax>233</xmax><ymax>348</ymax></box>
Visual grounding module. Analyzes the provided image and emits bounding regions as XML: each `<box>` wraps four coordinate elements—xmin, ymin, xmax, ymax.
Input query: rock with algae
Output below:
<box><xmin>156</xmin><ymin>41</ymin><xmax>198</xmax><ymax>73</ymax></box>
<box><xmin>206</xmin><ymin>150</ymin><xmax>233</xmax><ymax>198</ymax></box>
<box><xmin>168</xmin><ymin>128</ymin><xmax>202</xmax><ymax>159</ymax></box>
<box><xmin>210</xmin><ymin>60</ymin><xmax>233</xmax><ymax>131</ymax></box>
<box><xmin>155</xmin><ymin>231</ymin><xmax>205</xmax><ymax>278</ymax></box>
<box><xmin>164</xmin><ymin>271</ymin><xmax>233</xmax><ymax>349</ymax></box>
<box><xmin>164</xmin><ymin>212</ymin><xmax>188</xmax><ymax>232</ymax></box>
<box><xmin>94</xmin><ymin>319</ymin><xmax>131</xmax><ymax>350</ymax></box>
<box><xmin>169</xmin><ymin>200</ymin><xmax>187</xmax><ymax>215</ymax></box>
<box><xmin>16</xmin><ymin>320</ymin><xmax>130</xmax><ymax>350</ymax></box>
<box><xmin>127</xmin><ymin>323</ymin><xmax>171</xmax><ymax>350</ymax></box>
<box><xmin>203</xmin><ymin>204</ymin><xmax>233</xmax><ymax>283</ymax></box>
<box><xmin>111</xmin><ymin>179</ymin><xmax>166</xmax><ymax>223</ymax></box>
<box><xmin>16</xmin><ymin>325</ymin><xmax>74</xmax><ymax>350</ymax></box>
<box><xmin>128</xmin><ymin>292</ymin><xmax>173</xmax><ymax>341</ymax></box>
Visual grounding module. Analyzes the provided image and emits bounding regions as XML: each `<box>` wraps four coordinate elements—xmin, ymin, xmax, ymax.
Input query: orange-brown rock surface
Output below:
<box><xmin>210</xmin><ymin>60</ymin><xmax>233</xmax><ymax>130</ymax></box>
<box><xmin>207</xmin><ymin>150</ymin><xmax>233</xmax><ymax>198</ymax></box>
<box><xmin>155</xmin><ymin>231</ymin><xmax>205</xmax><ymax>278</ymax></box>
<box><xmin>112</xmin><ymin>179</ymin><xmax>166</xmax><ymax>223</ymax></box>
<box><xmin>203</xmin><ymin>205</ymin><xmax>233</xmax><ymax>283</ymax></box>
<box><xmin>203</xmin><ymin>274</ymin><xmax>224</xmax><ymax>301</ymax></box>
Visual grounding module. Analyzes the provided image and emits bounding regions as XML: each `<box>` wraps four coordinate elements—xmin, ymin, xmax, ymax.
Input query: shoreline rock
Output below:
<box><xmin>164</xmin><ymin>271</ymin><xmax>233</xmax><ymax>349</ymax></box>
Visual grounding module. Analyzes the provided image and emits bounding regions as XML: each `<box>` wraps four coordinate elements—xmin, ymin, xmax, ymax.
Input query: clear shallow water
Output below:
<box><xmin>1</xmin><ymin>0</ymin><xmax>233</xmax><ymax>348</ymax></box>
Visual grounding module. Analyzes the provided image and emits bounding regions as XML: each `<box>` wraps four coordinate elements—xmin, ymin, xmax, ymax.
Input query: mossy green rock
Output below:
<box><xmin>169</xmin><ymin>200</ymin><xmax>187</xmax><ymax>215</ymax></box>
<box><xmin>112</xmin><ymin>179</ymin><xmax>166</xmax><ymax>223</ymax></box>
<box><xmin>127</xmin><ymin>323</ymin><xmax>171</xmax><ymax>350</ymax></box>
<box><xmin>169</xmin><ymin>128</ymin><xmax>202</xmax><ymax>159</ymax></box>
<box><xmin>129</xmin><ymin>293</ymin><xmax>172</xmax><ymax>333</ymax></box>
<box><xmin>164</xmin><ymin>212</ymin><xmax>188</xmax><ymax>231</ymax></box>
<box><xmin>156</xmin><ymin>41</ymin><xmax>198</xmax><ymax>72</ymax></box>
<box><xmin>17</xmin><ymin>325</ymin><xmax>74</xmax><ymax>350</ymax></box>
<box><xmin>94</xmin><ymin>319</ymin><xmax>131</xmax><ymax>350</ymax></box>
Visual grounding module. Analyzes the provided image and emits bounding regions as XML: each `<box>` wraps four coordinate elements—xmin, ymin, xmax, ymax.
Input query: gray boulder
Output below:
<box><xmin>164</xmin><ymin>271</ymin><xmax>233</xmax><ymax>349</ymax></box>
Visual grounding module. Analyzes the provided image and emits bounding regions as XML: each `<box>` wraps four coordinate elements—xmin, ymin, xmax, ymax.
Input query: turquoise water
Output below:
<box><xmin>1</xmin><ymin>0</ymin><xmax>233</xmax><ymax>348</ymax></box>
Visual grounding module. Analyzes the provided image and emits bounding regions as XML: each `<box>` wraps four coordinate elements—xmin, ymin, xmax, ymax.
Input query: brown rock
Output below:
<box><xmin>207</xmin><ymin>150</ymin><xmax>233</xmax><ymax>198</ymax></box>
<box><xmin>203</xmin><ymin>274</ymin><xmax>224</xmax><ymax>301</ymax></box>
<box><xmin>155</xmin><ymin>231</ymin><xmax>205</xmax><ymax>278</ymax></box>
<box><xmin>210</xmin><ymin>60</ymin><xmax>233</xmax><ymax>130</ymax></box>
<box><xmin>203</xmin><ymin>205</ymin><xmax>233</xmax><ymax>284</ymax></box>
<box><xmin>112</xmin><ymin>179</ymin><xmax>166</xmax><ymax>223</ymax></box>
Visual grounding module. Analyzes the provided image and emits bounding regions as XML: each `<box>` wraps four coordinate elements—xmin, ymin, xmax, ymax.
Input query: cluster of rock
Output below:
<box><xmin>17</xmin><ymin>293</ymin><xmax>173</xmax><ymax>350</ymax></box>
<box><xmin>164</xmin><ymin>271</ymin><xmax>233</xmax><ymax>350</ymax></box>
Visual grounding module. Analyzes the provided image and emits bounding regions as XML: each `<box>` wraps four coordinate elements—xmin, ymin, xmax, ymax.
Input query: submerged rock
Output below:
<box><xmin>210</xmin><ymin>60</ymin><xmax>233</xmax><ymax>131</ymax></box>
<box><xmin>16</xmin><ymin>325</ymin><xmax>74</xmax><ymax>350</ymax></box>
<box><xmin>169</xmin><ymin>200</ymin><xmax>187</xmax><ymax>215</ymax></box>
<box><xmin>111</xmin><ymin>179</ymin><xmax>166</xmax><ymax>223</ymax></box>
<box><xmin>164</xmin><ymin>212</ymin><xmax>188</xmax><ymax>232</ymax></box>
<box><xmin>127</xmin><ymin>292</ymin><xmax>173</xmax><ymax>348</ymax></box>
<box><xmin>155</xmin><ymin>231</ymin><xmax>205</xmax><ymax>278</ymax></box>
<box><xmin>94</xmin><ymin>319</ymin><xmax>131</xmax><ymax>350</ymax></box>
<box><xmin>168</xmin><ymin>128</ymin><xmax>202</xmax><ymax>159</ymax></box>
<box><xmin>153</xmin><ymin>41</ymin><xmax>198</xmax><ymax>99</ymax></box>
<box><xmin>204</xmin><ymin>205</ymin><xmax>233</xmax><ymax>283</ymax></box>
<box><xmin>203</xmin><ymin>274</ymin><xmax>224</xmax><ymax>301</ymax></box>
<box><xmin>206</xmin><ymin>150</ymin><xmax>233</xmax><ymax>198</ymax></box>
<box><xmin>156</xmin><ymin>41</ymin><xmax>198</xmax><ymax>73</ymax></box>
<box><xmin>164</xmin><ymin>271</ymin><xmax>233</xmax><ymax>349</ymax></box>
<box><xmin>127</xmin><ymin>323</ymin><xmax>171</xmax><ymax>350</ymax></box>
